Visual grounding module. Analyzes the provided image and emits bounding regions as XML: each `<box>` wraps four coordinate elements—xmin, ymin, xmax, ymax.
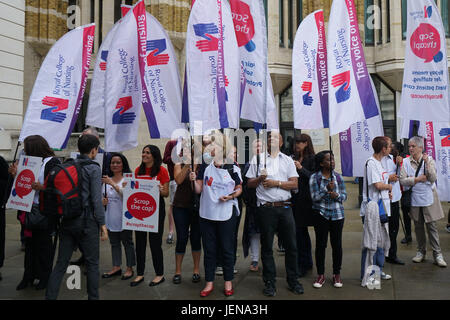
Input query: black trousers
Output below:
<box><xmin>256</xmin><ymin>206</ymin><xmax>298</xmax><ymax>284</ymax></box>
<box><xmin>401</xmin><ymin>205</ymin><xmax>412</xmax><ymax>239</ymax></box>
<box><xmin>388</xmin><ymin>201</ymin><xmax>400</xmax><ymax>259</ymax></box>
<box><xmin>200</xmin><ymin>213</ymin><xmax>237</xmax><ymax>282</ymax></box>
<box><xmin>135</xmin><ymin>200</ymin><xmax>166</xmax><ymax>277</ymax></box>
<box><xmin>295</xmin><ymin>224</ymin><xmax>313</xmax><ymax>273</ymax></box>
<box><xmin>0</xmin><ymin>206</ymin><xmax>5</xmax><ymax>269</ymax></box>
<box><xmin>23</xmin><ymin>229</ymin><xmax>54</xmax><ymax>284</ymax></box>
<box><xmin>313</xmin><ymin>214</ymin><xmax>344</xmax><ymax>275</ymax></box>
<box><xmin>46</xmin><ymin>219</ymin><xmax>100</xmax><ymax>300</ymax></box>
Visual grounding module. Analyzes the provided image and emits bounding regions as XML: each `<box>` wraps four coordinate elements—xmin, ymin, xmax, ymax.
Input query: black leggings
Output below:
<box><xmin>313</xmin><ymin>214</ymin><xmax>344</xmax><ymax>275</ymax></box>
<box><xmin>135</xmin><ymin>199</ymin><xmax>166</xmax><ymax>276</ymax></box>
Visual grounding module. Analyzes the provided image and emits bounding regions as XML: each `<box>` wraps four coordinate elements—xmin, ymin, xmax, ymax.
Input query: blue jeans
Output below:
<box><xmin>360</xmin><ymin>247</ymin><xmax>385</xmax><ymax>280</ymax></box>
<box><xmin>173</xmin><ymin>207</ymin><xmax>201</xmax><ymax>255</ymax></box>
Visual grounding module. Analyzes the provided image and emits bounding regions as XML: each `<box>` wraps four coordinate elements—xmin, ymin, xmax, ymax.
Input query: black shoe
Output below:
<box><xmin>401</xmin><ymin>237</ymin><xmax>412</xmax><ymax>244</ymax></box>
<box><xmin>149</xmin><ymin>277</ymin><xmax>165</xmax><ymax>287</ymax></box>
<box><xmin>130</xmin><ymin>277</ymin><xmax>144</xmax><ymax>287</ymax></box>
<box><xmin>386</xmin><ymin>257</ymin><xmax>405</xmax><ymax>265</ymax></box>
<box><xmin>0</xmin><ymin>272</ymin><xmax>2</xmax><ymax>281</ymax></box>
<box><xmin>35</xmin><ymin>281</ymin><xmax>47</xmax><ymax>290</ymax></box>
<box><xmin>16</xmin><ymin>279</ymin><xmax>32</xmax><ymax>291</ymax></box>
<box><xmin>173</xmin><ymin>274</ymin><xmax>181</xmax><ymax>284</ymax></box>
<box><xmin>288</xmin><ymin>281</ymin><xmax>304</xmax><ymax>295</ymax></box>
<box><xmin>102</xmin><ymin>269</ymin><xmax>122</xmax><ymax>278</ymax></box>
<box><xmin>263</xmin><ymin>281</ymin><xmax>276</xmax><ymax>297</ymax></box>
<box><xmin>192</xmin><ymin>273</ymin><xmax>201</xmax><ymax>283</ymax></box>
<box><xmin>121</xmin><ymin>271</ymin><xmax>134</xmax><ymax>280</ymax></box>
<box><xmin>70</xmin><ymin>257</ymin><xmax>85</xmax><ymax>266</ymax></box>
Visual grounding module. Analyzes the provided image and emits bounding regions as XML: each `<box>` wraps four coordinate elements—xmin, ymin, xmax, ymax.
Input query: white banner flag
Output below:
<box><xmin>399</xmin><ymin>0</ymin><xmax>449</xmax><ymax>121</ymax></box>
<box><xmin>230</xmin><ymin>0</ymin><xmax>278</xmax><ymax>131</ymax></box>
<box><xmin>293</xmin><ymin>10</ymin><xmax>329</xmax><ymax>130</ymax></box>
<box><xmin>6</xmin><ymin>155</ymin><xmax>42</xmax><ymax>212</ymax></box>
<box><xmin>339</xmin><ymin>78</ymin><xmax>384</xmax><ymax>177</ymax></box>
<box><xmin>141</xmin><ymin>12</ymin><xmax>186</xmax><ymax>138</ymax></box>
<box><xmin>122</xmin><ymin>179</ymin><xmax>160</xmax><ymax>233</ymax></box>
<box><xmin>327</xmin><ymin>0</ymin><xmax>379</xmax><ymax>135</ymax></box>
<box><xmin>186</xmin><ymin>0</ymin><xmax>241</xmax><ymax>135</ymax></box>
<box><xmin>425</xmin><ymin>121</ymin><xmax>450</xmax><ymax>201</ymax></box>
<box><xmin>104</xmin><ymin>1</ymin><xmax>143</xmax><ymax>152</ymax></box>
<box><xmin>85</xmin><ymin>7</ymin><xmax>130</xmax><ymax>128</ymax></box>
<box><xmin>19</xmin><ymin>24</ymin><xmax>95</xmax><ymax>149</ymax></box>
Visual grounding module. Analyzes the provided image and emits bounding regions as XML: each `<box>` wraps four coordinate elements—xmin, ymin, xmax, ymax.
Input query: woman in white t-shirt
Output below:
<box><xmin>101</xmin><ymin>153</ymin><xmax>136</xmax><ymax>280</ymax></box>
<box><xmin>192</xmin><ymin>133</ymin><xmax>242</xmax><ymax>297</ymax></box>
<box><xmin>360</xmin><ymin>136</ymin><xmax>393</xmax><ymax>284</ymax></box>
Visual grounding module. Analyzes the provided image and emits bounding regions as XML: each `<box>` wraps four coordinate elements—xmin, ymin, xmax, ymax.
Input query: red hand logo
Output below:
<box><xmin>331</xmin><ymin>71</ymin><xmax>351</xmax><ymax>90</ymax></box>
<box><xmin>146</xmin><ymin>49</ymin><xmax>170</xmax><ymax>66</ymax></box>
<box><xmin>99</xmin><ymin>62</ymin><xmax>107</xmax><ymax>71</ymax></box>
<box><xmin>301</xmin><ymin>81</ymin><xmax>313</xmax><ymax>92</ymax></box>
<box><xmin>115</xmin><ymin>96</ymin><xmax>133</xmax><ymax>114</ymax></box>
<box><xmin>195</xmin><ymin>33</ymin><xmax>219</xmax><ymax>52</ymax></box>
<box><xmin>42</xmin><ymin>96</ymin><xmax>69</xmax><ymax>112</ymax></box>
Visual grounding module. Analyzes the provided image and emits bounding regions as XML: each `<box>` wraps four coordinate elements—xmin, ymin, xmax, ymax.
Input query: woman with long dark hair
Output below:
<box><xmin>9</xmin><ymin>135</ymin><xmax>60</xmax><ymax>290</ymax></box>
<box><xmin>130</xmin><ymin>145</ymin><xmax>170</xmax><ymax>287</ymax></box>
<box><xmin>309</xmin><ymin>151</ymin><xmax>347</xmax><ymax>288</ymax></box>
<box><xmin>291</xmin><ymin>134</ymin><xmax>316</xmax><ymax>277</ymax></box>
<box><xmin>101</xmin><ymin>153</ymin><xmax>136</xmax><ymax>280</ymax></box>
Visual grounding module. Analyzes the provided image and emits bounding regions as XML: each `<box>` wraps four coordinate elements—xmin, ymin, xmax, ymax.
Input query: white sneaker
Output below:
<box><xmin>435</xmin><ymin>255</ymin><xmax>447</xmax><ymax>268</ymax></box>
<box><xmin>412</xmin><ymin>252</ymin><xmax>425</xmax><ymax>263</ymax></box>
<box><xmin>381</xmin><ymin>272</ymin><xmax>392</xmax><ymax>280</ymax></box>
<box><xmin>215</xmin><ymin>267</ymin><xmax>223</xmax><ymax>275</ymax></box>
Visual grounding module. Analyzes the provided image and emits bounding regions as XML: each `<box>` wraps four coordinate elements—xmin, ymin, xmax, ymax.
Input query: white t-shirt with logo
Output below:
<box><xmin>361</xmin><ymin>156</ymin><xmax>391</xmax><ymax>217</ymax></box>
<box><xmin>103</xmin><ymin>178</ymin><xmax>124</xmax><ymax>232</ymax></box>
<box><xmin>381</xmin><ymin>155</ymin><xmax>402</xmax><ymax>203</ymax></box>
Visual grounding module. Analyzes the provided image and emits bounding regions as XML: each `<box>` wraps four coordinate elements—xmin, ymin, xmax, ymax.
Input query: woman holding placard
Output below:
<box><xmin>101</xmin><ymin>153</ymin><xmax>136</xmax><ymax>281</ymax></box>
<box><xmin>10</xmin><ymin>135</ymin><xmax>60</xmax><ymax>291</ymax></box>
<box><xmin>131</xmin><ymin>145</ymin><xmax>170</xmax><ymax>287</ymax></box>
<box><xmin>193</xmin><ymin>133</ymin><xmax>242</xmax><ymax>297</ymax></box>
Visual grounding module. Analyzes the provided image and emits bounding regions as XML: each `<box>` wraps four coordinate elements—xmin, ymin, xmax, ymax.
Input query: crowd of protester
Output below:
<box><xmin>0</xmin><ymin>129</ymin><xmax>448</xmax><ymax>299</ymax></box>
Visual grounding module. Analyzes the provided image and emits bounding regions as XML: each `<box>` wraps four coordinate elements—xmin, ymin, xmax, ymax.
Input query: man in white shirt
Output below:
<box><xmin>382</xmin><ymin>138</ymin><xmax>405</xmax><ymax>265</ymax></box>
<box><xmin>246</xmin><ymin>131</ymin><xmax>303</xmax><ymax>297</ymax></box>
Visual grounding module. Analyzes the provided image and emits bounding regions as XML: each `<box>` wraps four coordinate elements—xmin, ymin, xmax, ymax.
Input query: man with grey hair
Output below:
<box><xmin>400</xmin><ymin>136</ymin><xmax>447</xmax><ymax>267</ymax></box>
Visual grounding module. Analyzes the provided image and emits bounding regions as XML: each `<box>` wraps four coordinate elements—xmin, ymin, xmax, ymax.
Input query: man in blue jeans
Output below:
<box><xmin>246</xmin><ymin>131</ymin><xmax>303</xmax><ymax>297</ymax></box>
<box><xmin>46</xmin><ymin>134</ymin><xmax>108</xmax><ymax>300</ymax></box>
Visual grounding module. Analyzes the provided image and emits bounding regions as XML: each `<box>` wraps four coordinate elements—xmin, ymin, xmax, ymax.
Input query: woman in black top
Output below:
<box><xmin>9</xmin><ymin>135</ymin><xmax>61</xmax><ymax>290</ymax></box>
<box><xmin>291</xmin><ymin>134</ymin><xmax>316</xmax><ymax>277</ymax></box>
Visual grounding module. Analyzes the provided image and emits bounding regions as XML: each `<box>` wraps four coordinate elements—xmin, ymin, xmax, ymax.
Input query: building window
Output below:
<box><xmin>377</xmin><ymin>0</ymin><xmax>382</xmax><ymax>45</ymax></box>
<box><xmin>288</xmin><ymin>0</ymin><xmax>293</xmax><ymax>48</ymax></box>
<box><xmin>386</xmin><ymin>0</ymin><xmax>391</xmax><ymax>42</ymax></box>
<box><xmin>365</xmin><ymin>0</ymin><xmax>375</xmax><ymax>46</ymax></box>
<box><xmin>280</xmin><ymin>85</ymin><xmax>294</xmax><ymax>154</ymax></box>
<box><xmin>114</xmin><ymin>0</ymin><xmax>122</xmax><ymax>23</ymax></box>
<box><xmin>297</xmin><ymin>0</ymin><xmax>302</xmax><ymax>27</ymax></box>
<box><xmin>402</xmin><ymin>0</ymin><xmax>407</xmax><ymax>40</ymax></box>
<box><xmin>279</xmin><ymin>0</ymin><xmax>284</xmax><ymax>47</ymax></box>
<box><xmin>372</xmin><ymin>75</ymin><xmax>396</xmax><ymax>141</ymax></box>
<box><xmin>442</xmin><ymin>0</ymin><xmax>449</xmax><ymax>37</ymax></box>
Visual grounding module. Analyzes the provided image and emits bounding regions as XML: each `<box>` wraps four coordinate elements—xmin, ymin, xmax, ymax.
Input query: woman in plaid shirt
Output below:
<box><xmin>309</xmin><ymin>151</ymin><xmax>347</xmax><ymax>289</ymax></box>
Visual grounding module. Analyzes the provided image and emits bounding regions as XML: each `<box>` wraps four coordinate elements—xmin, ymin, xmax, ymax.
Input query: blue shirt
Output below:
<box><xmin>309</xmin><ymin>171</ymin><xmax>347</xmax><ymax>221</ymax></box>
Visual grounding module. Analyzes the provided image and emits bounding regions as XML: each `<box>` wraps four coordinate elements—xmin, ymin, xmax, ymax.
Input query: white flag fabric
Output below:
<box><xmin>327</xmin><ymin>0</ymin><xmax>379</xmax><ymax>135</ymax></box>
<box><xmin>141</xmin><ymin>12</ymin><xmax>185</xmax><ymax>138</ymax></box>
<box><xmin>424</xmin><ymin>121</ymin><xmax>450</xmax><ymax>201</ymax></box>
<box><xmin>186</xmin><ymin>0</ymin><xmax>241</xmax><ymax>135</ymax></box>
<box><xmin>229</xmin><ymin>0</ymin><xmax>278</xmax><ymax>131</ymax></box>
<box><xmin>104</xmin><ymin>1</ymin><xmax>143</xmax><ymax>152</ymax></box>
<box><xmin>399</xmin><ymin>0</ymin><xmax>449</xmax><ymax>121</ymax></box>
<box><xmin>293</xmin><ymin>10</ymin><xmax>329</xmax><ymax>130</ymax></box>
<box><xmin>339</xmin><ymin>78</ymin><xmax>384</xmax><ymax>177</ymax></box>
<box><xmin>19</xmin><ymin>24</ymin><xmax>95</xmax><ymax>149</ymax></box>
<box><xmin>85</xmin><ymin>6</ymin><xmax>132</xmax><ymax>129</ymax></box>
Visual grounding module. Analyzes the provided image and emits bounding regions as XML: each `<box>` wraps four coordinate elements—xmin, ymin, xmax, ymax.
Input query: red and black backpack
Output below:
<box><xmin>40</xmin><ymin>159</ymin><xmax>96</xmax><ymax>220</ymax></box>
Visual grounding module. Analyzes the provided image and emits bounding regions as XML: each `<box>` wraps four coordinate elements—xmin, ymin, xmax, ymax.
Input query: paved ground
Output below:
<box><xmin>0</xmin><ymin>182</ymin><xmax>449</xmax><ymax>300</ymax></box>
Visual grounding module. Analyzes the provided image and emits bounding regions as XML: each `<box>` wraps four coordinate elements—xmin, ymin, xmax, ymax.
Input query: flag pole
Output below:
<box><xmin>2</xmin><ymin>141</ymin><xmax>21</xmax><ymax>209</ymax></box>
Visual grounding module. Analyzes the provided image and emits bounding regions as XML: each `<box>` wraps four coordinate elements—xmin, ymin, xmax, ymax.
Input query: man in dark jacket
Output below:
<box><xmin>0</xmin><ymin>155</ymin><xmax>10</xmax><ymax>281</ymax></box>
<box><xmin>46</xmin><ymin>134</ymin><xmax>108</xmax><ymax>300</ymax></box>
